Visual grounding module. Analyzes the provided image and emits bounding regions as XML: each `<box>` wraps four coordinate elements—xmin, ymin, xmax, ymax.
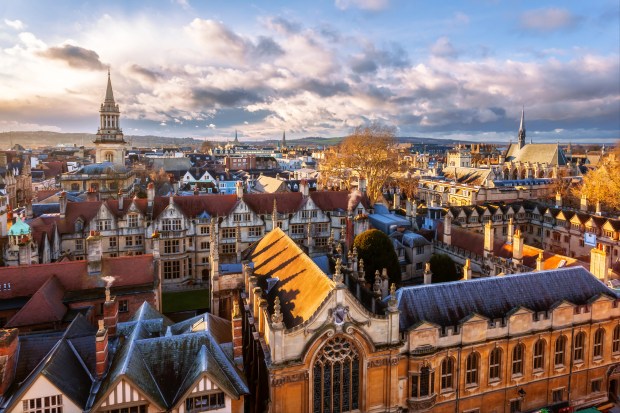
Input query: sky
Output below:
<box><xmin>0</xmin><ymin>0</ymin><xmax>618</xmax><ymax>143</ymax></box>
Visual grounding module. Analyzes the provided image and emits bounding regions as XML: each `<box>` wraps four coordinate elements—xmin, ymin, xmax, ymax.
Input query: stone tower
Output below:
<box><xmin>94</xmin><ymin>70</ymin><xmax>126</xmax><ymax>166</ymax></box>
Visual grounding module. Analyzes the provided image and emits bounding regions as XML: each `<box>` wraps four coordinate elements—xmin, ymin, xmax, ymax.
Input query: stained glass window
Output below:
<box><xmin>312</xmin><ymin>336</ymin><xmax>360</xmax><ymax>413</ymax></box>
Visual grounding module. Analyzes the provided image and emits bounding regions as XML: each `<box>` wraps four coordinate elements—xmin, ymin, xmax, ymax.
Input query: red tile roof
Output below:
<box><xmin>0</xmin><ymin>254</ymin><xmax>155</xmax><ymax>301</ymax></box>
<box><xmin>243</xmin><ymin>192</ymin><xmax>303</xmax><ymax>214</ymax></box>
<box><xmin>6</xmin><ymin>276</ymin><xmax>67</xmax><ymax>327</ymax></box>
<box><xmin>310</xmin><ymin>190</ymin><xmax>371</xmax><ymax>212</ymax></box>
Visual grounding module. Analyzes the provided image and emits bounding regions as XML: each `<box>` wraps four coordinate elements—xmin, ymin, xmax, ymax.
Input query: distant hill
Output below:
<box><xmin>0</xmin><ymin>130</ymin><xmax>473</xmax><ymax>150</ymax></box>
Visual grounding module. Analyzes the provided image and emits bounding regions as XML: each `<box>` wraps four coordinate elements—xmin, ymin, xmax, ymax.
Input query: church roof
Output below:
<box><xmin>248</xmin><ymin>227</ymin><xmax>335</xmax><ymax>330</ymax></box>
<box><xmin>395</xmin><ymin>267</ymin><xmax>616</xmax><ymax>330</ymax></box>
<box><xmin>504</xmin><ymin>143</ymin><xmax>567</xmax><ymax>165</ymax></box>
<box><xmin>441</xmin><ymin>167</ymin><xmax>494</xmax><ymax>185</ymax></box>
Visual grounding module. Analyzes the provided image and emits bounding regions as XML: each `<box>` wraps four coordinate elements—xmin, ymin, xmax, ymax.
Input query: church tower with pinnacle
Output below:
<box><xmin>94</xmin><ymin>70</ymin><xmax>126</xmax><ymax>165</ymax></box>
<box><xmin>517</xmin><ymin>106</ymin><xmax>526</xmax><ymax>149</ymax></box>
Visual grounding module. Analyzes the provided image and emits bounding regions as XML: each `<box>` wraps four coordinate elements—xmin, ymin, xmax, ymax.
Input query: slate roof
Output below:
<box><xmin>505</xmin><ymin>143</ymin><xmax>567</xmax><ymax>165</ymax></box>
<box><xmin>395</xmin><ymin>267</ymin><xmax>616</xmax><ymax>331</ymax></box>
<box><xmin>310</xmin><ymin>190</ymin><xmax>371</xmax><ymax>212</ymax></box>
<box><xmin>243</xmin><ymin>192</ymin><xmax>303</xmax><ymax>215</ymax></box>
<box><xmin>248</xmin><ymin>227</ymin><xmax>335</xmax><ymax>330</ymax></box>
<box><xmin>6</xmin><ymin>275</ymin><xmax>66</xmax><ymax>328</ymax></box>
<box><xmin>2</xmin><ymin>315</ymin><xmax>96</xmax><ymax>411</ymax></box>
<box><xmin>95</xmin><ymin>302</ymin><xmax>248</xmax><ymax>409</ymax></box>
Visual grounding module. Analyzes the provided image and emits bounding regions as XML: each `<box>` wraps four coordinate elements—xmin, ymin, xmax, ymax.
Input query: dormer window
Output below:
<box><xmin>75</xmin><ymin>219</ymin><xmax>84</xmax><ymax>232</ymax></box>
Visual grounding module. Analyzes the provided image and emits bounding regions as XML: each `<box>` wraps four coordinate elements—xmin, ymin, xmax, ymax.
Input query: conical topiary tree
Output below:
<box><xmin>353</xmin><ymin>229</ymin><xmax>401</xmax><ymax>285</ymax></box>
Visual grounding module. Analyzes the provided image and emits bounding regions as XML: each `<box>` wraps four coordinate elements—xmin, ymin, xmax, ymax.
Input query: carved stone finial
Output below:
<box><xmin>335</xmin><ymin>242</ymin><xmax>342</xmax><ymax>255</ymax></box>
<box><xmin>388</xmin><ymin>283</ymin><xmax>398</xmax><ymax>310</ymax></box>
<box><xmin>232</xmin><ymin>299</ymin><xmax>240</xmax><ymax>318</ymax></box>
<box><xmin>390</xmin><ymin>283</ymin><xmax>396</xmax><ymax>297</ymax></box>
<box><xmin>334</xmin><ymin>257</ymin><xmax>343</xmax><ymax>284</ymax></box>
<box><xmin>353</xmin><ymin>246</ymin><xmax>358</xmax><ymax>257</ymax></box>
<box><xmin>271</xmin><ymin>296</ymin><xmax>283</xmax><ymax>324</ymax></box>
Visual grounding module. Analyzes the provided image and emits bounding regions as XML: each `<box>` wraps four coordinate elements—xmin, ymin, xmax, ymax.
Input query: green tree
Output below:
<box><xmin>429</xmin><ymin>254</ymin><xmax>460</xmax><ymax>283</ymax></box>
<box><xmin>353</xmin><ymin>229</ymin><xmax>401</xmax><ymax>285</ymax></box>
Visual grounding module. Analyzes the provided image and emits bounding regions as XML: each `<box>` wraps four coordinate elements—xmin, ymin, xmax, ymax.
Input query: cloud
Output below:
<box><xmin>263</xmin><ymin>16</ymin><xmax>301</xmax><ymax>35</ymax></box>
<box><xmin>350</xmin><ymin>43</ymin><xmax>409</xmax><ymax>74</ymax></box>
<box><xmin>0</xmin><ymin>120</ymin><xmax>61</xmax><ymax>132</ymax></box>
<box><xmin>38</xmin><ymin>44</ymin><xmax>106</xmax><ymax>70</ymax></box>
<box><xmin>335</xmin><ymin>0</ymin><xmax>389</xmax><ymax>11</ymax></box>
<box><xmin>4</xmin><ymin>19</ymin><xmax>25</xmax><ymax>30</ymax></box>
<box><xmin>430</xmin><ymin>37</ymin><xmax>458</xmax><ymax>59</ymax></box>
<box><xmin>191</xmin><ymin>86</ymin><xmax>263</xmax><ymax>107</ymax></box>
<box><xmin>253</xmin><ymin>36</ymin><xmax>285</xmax><ymax>58</ymax></box>
<box><xmin>128</xmin><ymin>64</ymin><xmax>162</xmax><ymax>82</ymax></box>
<box><xmin>519</xmin><ymin>8</ymin><xmax>581</xmax><ymax>33</ymax></box>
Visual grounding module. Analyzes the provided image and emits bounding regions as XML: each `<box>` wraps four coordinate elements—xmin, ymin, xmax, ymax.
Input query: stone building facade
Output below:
<box><xmin>238</xmin><ymin>227</ymin><xmax>620</xmax><ymax>412</ymax></box>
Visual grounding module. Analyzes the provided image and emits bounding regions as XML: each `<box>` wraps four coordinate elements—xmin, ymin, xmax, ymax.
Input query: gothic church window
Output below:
<box><xmin>593</xmin><ymin>328</ymin><xmax>604</xmax><ymax>359</ymax></box>
<box><xmin>312</xmin><ymin>336</ymin><xmax>359</xmax><ymax>413</ymax></box>
<box><xmin>489</xmin><ymin>348</ymin><xmax>501</xmax><ymax>382</ymax></box>
<box><xmin>465</xmin><ymin>352</ymin><xmax>479</xmax><ymax>386</ymax></box>
<box><xmin>554</xmin><ymin>336</ymin><xmax>567</xmax><ymax>367</ymax></box>
<box><xmin>613</xmin><ymin>325</ymin><xmax>620</xmax><ymax>354</ymax></box>
<box><xmin>574</xmin><ymin>332</ymin><xmax>586</xmax><ymax>362</ymax></box>
<box><xmin>512</xmin><ymin>344</ymin><xmax>524</xmax><ymax>376</ymax></box>
<box><xmin>440</xmin><ymin>357</ymin><xmax>454</xmax><ymax>391</ymax></box>
<box><xmin>533</xmin><ymin>339</ymin><xmax>545</xmax><ymax>371</ymax></box>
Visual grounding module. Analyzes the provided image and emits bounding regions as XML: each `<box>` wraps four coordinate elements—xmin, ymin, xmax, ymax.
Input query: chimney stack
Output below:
<box><xmin>358</xmin><ymin>177</ymin><xmax>366</xmax><ymax>193</ymax></box>
<box><xmin>513</xmin><ymin>229</ymin><xmax>524</xmax><ymax>265</ymax></box>
<box><xmin>103</xmin><ymin>287</ymin><xmax>119</xmax><ymax>336</ymax></box>
<box><xmin>580</xmin><ymin>194</ymin><xmax>588</xmax><ymax>212</ymax></box>
<box><xmin>590</xmin><ymin>243</ymin><xmax>609</xmax><ymax>283</ymax></box>
<box><xmin>555</xmin><ymin>191</ymin><xmax>562</xmax><ymax>208</ymax></box>
<box><xmin>231</xmin><ymin>298</ymin><xmax>243</xmax><ymax>369</ymax></box>
<box><xmin>0</xmin><ymin>329</ymin><xmax>19</xmax><ymax>397</ymax></box>
<box><xmin>444</xmin><ymin>213</ymin><xmax>452</xmax><ymax>245</ymax></box>
<box><xmin>86</xmin><ymin>188</ymin><xmax>99</xmax><ymax>202</ymax></box>
<box><xmin>59</xmin><ymin>191</ymin><xmax>67</xmax><ymax>219</ymax></box>
<box><xmin>147</xmin><ymin>182</ymin><xmax>155</xmax><ymax>208</ymax></box>
<box><xmin>393</xmin><ymin>192</ymin><xmax>400</xmax><ymax>210</ymax></box>
<box><xmin>536</xmin><ymin>252</ymin><xmax>544</xmax><ymax>271</ymax></box>
<box><xmin>463</xmin><ymin>258</ymin><xmax>472</xmax><ymax>280</ymax></box>
<box><xmin>95</xmin><ymin>319</ymin><xmax>108</xmax><ymax>379</ymax></box>
<box><xmin>506</xmin><ymin>218</ymin><xmax>514</xmax><ymax>244</ymax></box>
<box><xmin>300</xmin><ymin>179</ymin><xmax>309</xmax><ymax>197</ymax></box>
<box><xmin>235</xmin><ymin>180</ymin><xmax>244</xmax><ymax>199</ymax></box>
<box><xmin>484</xmin><ymin>220</ymin><xmax>494</xmax><ymax>258</ymax></box>
<box><xmin>117</xmin><ymin>190</ymin><xmax>123</xmax><ymax>211</ymax></box>
<box><xmin>423</xmin><ymin>262</ymin><xmax>432</xmax><ymax>284</ymax></box>
<box><xmin>87</xmin><ymin>230</ymin><xmax>103</xmax><ymax>275</ymax></box>
<box><xmin>595</xmin><ymin>201</ymin><xmax>602</xmax><ymax>216</ymax></box>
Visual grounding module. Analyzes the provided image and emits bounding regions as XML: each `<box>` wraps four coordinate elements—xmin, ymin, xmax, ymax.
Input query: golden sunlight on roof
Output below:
<box><xmin>250</xmin><ymin>227</ymin><xmax>335</xmax><ymax>329</ymax></box>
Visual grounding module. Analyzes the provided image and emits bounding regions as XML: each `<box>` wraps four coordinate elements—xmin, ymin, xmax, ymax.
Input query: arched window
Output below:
<box><xmin>554</xmin><ymin>336</ymin><xmax>567</xmax><ymax>367</ymax></box>
<box><xmin>75</xmin><ymin>219</ymin><xmax>83</xmax><ymax>233</ymax></box>
<box><xmin>512</xmin><ymin>344</ymin><xmax>524</xmax><ymax>376</ymax></box>
<box><xmin>312</xmin><ymin>336</ymin><xmax>359</xmax><ymax>413</ymax></box>
<box><xmin>465</xmin><ymin>352</ymin><xmax>479</xmax><ymax>386</ymax></box>
<box><xmin>593</xmin><ymin>328</ymin><xmax>605</xmax><ymax>359</ymax></box>
<box><xmin>573</xmin><ymin>332</ymin><xmax>586</xmax><ymax>362</ymax></box>
<box><xmin>489</xmin><ymin>347</ymin><xmax>502</xmax><ymax>382</ymax></box>
<box><xmin>613</xmin><ymin>325</ymin><xmax>620</xmax><ymax>354</ymax></box>
<box><xmin>105</xmin><ymin>152</ymin><xmax>114</xmax><ymax>163</ymax></box>
<box><xmin>533</xmin><ymin>339</ymin><xmax>545</xmax><ymax>371</ymax></box>
<box><xmin>440</xmin><ymin>357</ymin><xmax>454</xmax><ymax>392</ymax></box>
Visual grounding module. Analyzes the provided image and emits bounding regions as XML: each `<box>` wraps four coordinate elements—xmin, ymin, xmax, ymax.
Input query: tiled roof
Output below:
<box><xmin>395</xmin><ymin>267</ymin><xmax>616</xmax><ymax>330</ymax></box>
<box><xmin>249</xmin><ymin>227</ymin><xmax>335</xmax><ymax>329</ymax></box>
<box><xmin>0</xmin><ymin>255</ymin><xmax>155</xmax><ymax>301</ymax></box>
<box><xmin>253</xmin><ymin>175</ymin><xmax>289</xmax><ymax>193</ymax></box>
<box><xmin>243</xmin><ymin>192</ymin><xmax>303</xmax><ymax>215</ymax></box>
<box><xmin>96</xmin><ymin>302</ymin><xmax>248</xmax><ymax>409</ymax></box>
<box><xmin>505</xmin><ymin>143</ymin><xmax>567</xmax><ymax>165</ymax></box>
<box><xmin>6</xmin><ymin>276</ymin><xmax>67</xmax><ymax>328</ymax></box>
<box><xmin>310</xmin><ymin>190</ymin><xmax>370</xmax><ymax>212</ymax></box>
<box><xmin>2</xmin><ymin>315</ymin><xmax>96</xmax><ymax>411</ymax></box>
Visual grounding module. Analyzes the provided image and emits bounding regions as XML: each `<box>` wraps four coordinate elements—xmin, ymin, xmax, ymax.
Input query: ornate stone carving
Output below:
<box><xmin>271</xmin><ymin>371</ymin><xmax>308</xmax><ymax>387</ymax></box>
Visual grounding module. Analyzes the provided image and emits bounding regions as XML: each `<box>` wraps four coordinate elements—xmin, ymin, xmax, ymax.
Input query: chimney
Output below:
<box><xmin>513</xmin><ymin>229</ymin><xmax>524</xmax><ymax>265</ymax></box>
<box><xmin>86</xmin><ymin>188</ymin><xmax>98</xmax><ymax>202</ymax></box>
<box><xmin>300</xmin><ymin>179</ymin><xmax>309</xmax><ymax>197</ymax></box>
<box><xmin>590</xmin><ymin>244</ymin><xmax>609</xmax><ymax>283</ymax></box>
<box><xmin>117</xmin><ymin>191</ymin><xmax>124</xmax><ymax>211</ymax></box>
<box><xmin>95</xmin><ymin>320</ymin><xmax>108</xmax><ymax>379</ymax></box>
<box><xmin>595</xmin><ymin>201</ymin><xmax>602</xmax><ymax>216</ymax></box>
<box><xmin>423</xmin><ymin>262</ymin><xmax>432</xmax><ymax>284</ymax></box>
<box><xmin>506</xmin><ymin>218</ymin><xmax>514</xmax><ymax>244</ymax></box>
<box><xmin>358</xmin><ymin>177</ymin><xmax>366</xmax><ymax>193</ymax></box>
<box><xmin>59</xmin><ymin>191</ymin><xmax>67</xmax><ymax>219</ymax></box>
<box><xmin>231</xmin><ymin>298</ymin><xmax>243</xmax><ymax>368</ymax></box>
<box><xmin>103</xmin><ymin>287</ymin><xmax>119</xmax><ymax>336</ymax></box>
<box><xmin>484</xmin><ymin>220</ymin><xmax>494</xmax><ymax>258</ymax></box>
<box><xmin>235</xmin><ymin>181</ymin><xmax>243</xmax><ymax>199</ymax></box>
<box><xmin>405</xmin><ymin>198</ymin><xmax>412</xmax><ymax>218</ymax></box>
<box><xmin>87</xmin><ymin>230</ymin><xmax>103</xmax><ymax>275</ymax></box>
<box><xmin>147</xmin><ymin>182</ymin><xmax>155</xmax><ymax>208</ymax></box>
<box><xmin>443</xmin><ymin>213</ymin><xmax>452</xmax><ymax>245</ymax></box>
<box><xmin>536</xmin><ymin>252</ymin><xmax>544</xmax><ymax>271</ymax></box>
<box><xmin>580</xmin><ymin>194</ymin><xmax>588</xmax><ymax>212</ymax></box>
<box><xmin>463</xmin><ymin>258</ymin><xmax>472</xmax><ymax>280</ymax></box>
<box><xmin>0</xmin><ymin>329</ymin><xmax>19</xmax><ymax>397</ymax></box>
<box><xmin>392</xmin><ymin>192</ymin><xmax>400</xmax><ymax>210</ymax></box>
<box><xmin>555</xmin><ymin>191</ymin><xmax>562</xmax><ymax>208</ymax></box>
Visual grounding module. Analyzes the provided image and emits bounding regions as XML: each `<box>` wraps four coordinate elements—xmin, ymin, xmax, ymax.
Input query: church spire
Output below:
<box><xmin>233</xmin><ymin>129</ymin><xmax>239</xmax><ymax>144</ymax></box>
<box><xmin>518</xmin><ymin>106</ymin><xmax>526</xmax><ymax>149</ymax></box>
<box><xmin>105</xmin><ymin>68</ymin><xmax>115</xmax><ymax>103</ymax></box>
<box><xmin>282</xmin><ymin>130</ymin><xmax>286</xmax><ymax>148</ymax></box>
